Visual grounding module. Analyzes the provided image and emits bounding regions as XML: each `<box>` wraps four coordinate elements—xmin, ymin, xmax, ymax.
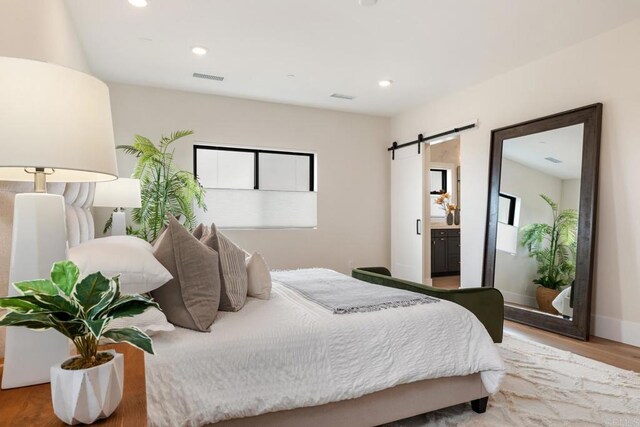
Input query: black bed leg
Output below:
<box><xmin>470</xmin><ymin>397</ymin><xmax>488</xmax><ymax>414</ymax></box>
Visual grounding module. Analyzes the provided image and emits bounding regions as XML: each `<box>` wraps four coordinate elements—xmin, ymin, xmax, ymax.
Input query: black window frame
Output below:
<box><xmin>498</xmin><ymin>193</ymin><xmax>517</xmax><ymax>226</ymax></box>
<box><xmin>193</xmin><ymin>145</ymin><xmax>315</xmax><ymax>192</ymax></box>
<box><xmin>429</xmin><ymin>168</ymin><xmax>448</xmax><ymax>195</ymax></box>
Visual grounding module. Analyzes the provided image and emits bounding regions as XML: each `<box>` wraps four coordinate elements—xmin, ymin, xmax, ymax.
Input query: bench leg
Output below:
<box><xmin>470</xmin><ymin>396</ymin><xmax>488</xmax><ymax>414</ymax></box>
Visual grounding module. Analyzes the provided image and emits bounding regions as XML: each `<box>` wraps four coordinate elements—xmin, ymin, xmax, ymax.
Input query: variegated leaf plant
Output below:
<box><xmin>0</xmin><ymin>260</ymin><xmax>158</xmax><ymax>368</ymax></box>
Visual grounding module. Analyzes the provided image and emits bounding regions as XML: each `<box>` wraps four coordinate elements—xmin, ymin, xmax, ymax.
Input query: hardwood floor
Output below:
<box><xmin>431</xmin><ymin>275</ymin><xmax>460</xmax><ymax>289</ymax></box>
<box><xmin>505</xmin><ymin>320</ymin><xmax>640</xmax><ymax>373</ymax></box>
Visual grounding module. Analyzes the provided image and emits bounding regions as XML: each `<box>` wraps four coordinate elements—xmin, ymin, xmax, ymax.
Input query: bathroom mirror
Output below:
<box><xmin>483</xmin><ymin>104</ymin><xmax>602</xmax><ymax>340</ymax></box>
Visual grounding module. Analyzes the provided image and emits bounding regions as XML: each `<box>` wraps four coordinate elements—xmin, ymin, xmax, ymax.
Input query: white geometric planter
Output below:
<box><xmin>50</xmin><ymin>350</ymin><xmax>124</xmax><ymax>425</ymax></box>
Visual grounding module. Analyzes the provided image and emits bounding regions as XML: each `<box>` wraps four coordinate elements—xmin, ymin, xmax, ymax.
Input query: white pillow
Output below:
<box><xmin>69</xmin><ymin>237</ymin><xmax>172</xmax><ymax>294</ymax></box>
<box><xmin>245</xmin><ymin>252</ymin><xmax>272</xmax><ymax>300</ymax></box>
<box><xmin>103</xmin><ymin>307</ymin><xmax>174</xmax><ymax>339</ymax></box>
<box><xmin>82</xmin><ymin>235</ymin><xmax>153</xmax><ymax>251</ymax></box>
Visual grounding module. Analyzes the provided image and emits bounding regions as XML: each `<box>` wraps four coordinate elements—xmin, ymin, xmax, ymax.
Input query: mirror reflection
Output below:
<box><xmin>494</xmin><ymin>124</ymin><xmax>583</xmax><ymax>320</ymax></box>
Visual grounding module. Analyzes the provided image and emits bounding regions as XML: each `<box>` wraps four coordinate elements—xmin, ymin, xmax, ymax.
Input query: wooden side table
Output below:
<box><xmin>0</xmin><ymin>343</ymin><xmax>147</xmax><ymax>426</ymax></box>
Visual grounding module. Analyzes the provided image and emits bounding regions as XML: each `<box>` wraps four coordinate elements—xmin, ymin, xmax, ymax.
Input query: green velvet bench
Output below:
<box><xmin>352</xmin><ymin>267</ymin><xmax>504</xmax><ymax>343</ymax></box>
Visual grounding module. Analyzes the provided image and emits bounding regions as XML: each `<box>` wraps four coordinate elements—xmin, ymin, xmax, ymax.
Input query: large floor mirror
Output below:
<box><xmin>483</xmin><ymin>104</ymin><xmax>602</xmax><ymax>340</ymax></box>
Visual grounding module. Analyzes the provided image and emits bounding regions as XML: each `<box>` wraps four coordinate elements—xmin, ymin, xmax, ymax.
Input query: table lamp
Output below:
<box><xmin>0</xmin><ymin>57</ymin><xmax>118</xmax><ymax>388</ymax></box>
<box><xmin>93</xmin><ymin>178</ymin><xmax>142</xmax><ymax>235</ymax></box>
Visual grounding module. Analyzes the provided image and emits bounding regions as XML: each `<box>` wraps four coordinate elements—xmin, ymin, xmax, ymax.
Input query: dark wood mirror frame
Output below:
<box><xmin>483</xmin><ymin>103</ymin><xmax>603</xmax><ymax>340</ymax></box>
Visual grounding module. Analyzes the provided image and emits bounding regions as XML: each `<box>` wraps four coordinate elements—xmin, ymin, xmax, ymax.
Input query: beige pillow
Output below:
<box><xmin>152</xmin><ymin>216</ymin><xmax>221</xmax><ymax>331</ymax></box>
<box><xmin>192</xmin><ymin>223</ymin><xmax>210</xmax><ymax>240</ymax></box>
<box><xmin>192</xmin><ymin>223</ymin><xmax>205</xmax><ymax>240</ymax></box>
<box><xmin>246</xmin><ymin>252</ymin><xmax>272</xmax><ymax>300</ymax></box>
<box><xmin>202</xmin><ymin>224</ymin><xmax>247</xmax><ymax>311</ymax></box>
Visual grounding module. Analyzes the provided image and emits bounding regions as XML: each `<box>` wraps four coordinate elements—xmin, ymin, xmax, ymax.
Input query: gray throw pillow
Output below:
<box><xmin>192</xmin><ymin>223</ymin><xmax>206</xmax><ymax>240</ymax></box>
<box><xmin>152</xmin><ymin>216</ymin><xmax>220</xmax><ymax>331</ymax></box>
<box><xmin>201</xmin><ymin>224</ymin><xmax>247</xmax><ymax>311</ymax></box>
<box><xmin>192</xmin><ymin>223</ymin><xmax>210</xmax><ymax>241</ymax></box>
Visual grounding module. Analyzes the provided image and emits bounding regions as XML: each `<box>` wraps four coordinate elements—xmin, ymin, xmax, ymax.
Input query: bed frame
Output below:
<box><xmin>212</xmin><ymin>374</ymin><xmax>488</xmax><ymax>426</ymax></box>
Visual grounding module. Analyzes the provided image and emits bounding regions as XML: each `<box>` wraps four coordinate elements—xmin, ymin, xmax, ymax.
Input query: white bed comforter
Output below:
<box><xmin>146</xmin><ymin>277</ymin><xmax>505</xmax><ymax>427</ymax></box>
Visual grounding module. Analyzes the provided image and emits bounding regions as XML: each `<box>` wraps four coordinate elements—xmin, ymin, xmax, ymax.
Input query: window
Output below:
<box><xmin>498</xmin><ymin>193</ymin><xmax>518</xmax><ymax>226</ymax></box>
<box><xmin>194</xmin><ymin>145</ymin><xmax>317</xmax><ymax>229</ymax></box>
<box><xmin>429</xmin><ymin>169</ymin><xmax>447</xmax><ymax>195</ymax></box>
<box><xmin>497</xmin><ymin>192</ymin><xmax>520</xmax><ymax>255</ymax></box>
<box><xmin>430</xmin><ymin>167</ymin><xmax>453</xmax><ymax>218</ymax></box>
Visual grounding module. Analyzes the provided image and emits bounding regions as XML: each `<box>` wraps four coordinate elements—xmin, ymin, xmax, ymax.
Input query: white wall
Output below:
<box><xmin>0</xmin><ymin>0</ymin><xmax>89</xmax><ymax>356</ymax></box>
<box><xmin>430</xmin><ymin>138</ymin><xmax>460</xmax><ymax>164</ymax></box>
<box><xmin>0</xmin><ymin>0</ymin><xmax>89</xmax><ymax>73</ymax></box>
<box><xmin>391</xmin><ymin>19</ymin><xmax>640</xmax><ymax>346</ymax></box>
<box><xmin>101</xmin><ymin>83</ymin><xmax>391</xmax><ymax>275</ymax></box>
<box><xmin>560</xmin><ymin>179</ymin><xmax>581</xmax><ymax>212</ymax></box>
<box><xmin>495</xmin><ymin>158</ymin><xmax>562</xmax><ymax>306</ymax></box>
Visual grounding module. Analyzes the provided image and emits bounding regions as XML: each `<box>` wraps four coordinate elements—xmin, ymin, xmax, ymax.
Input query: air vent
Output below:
<box><xmin>330</xmin><ymin>93</ymin><xmax>355</xmax><ymax>100</ymax></box>
<box><xmin>193</xmin><ymin>72</ymin><xmax>224</xmax><ymax>81</ymax></box>
<box><xmin>544</xmin><ymin>157</ymin><xmax>562</xmax><ymax>164</ymax></box>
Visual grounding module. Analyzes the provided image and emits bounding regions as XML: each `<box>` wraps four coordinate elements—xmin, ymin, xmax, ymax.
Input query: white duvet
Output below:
<box><xmin>146</xmin><ymin>276</ymin><xmax>505</xmax><ymax>427</ymax></box>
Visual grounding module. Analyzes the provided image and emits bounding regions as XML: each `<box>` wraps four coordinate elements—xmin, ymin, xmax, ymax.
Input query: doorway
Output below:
<box><xmin>427</xmin><ymin>137</ymin><xmax>461</xmax><ymax>289</ymax></box>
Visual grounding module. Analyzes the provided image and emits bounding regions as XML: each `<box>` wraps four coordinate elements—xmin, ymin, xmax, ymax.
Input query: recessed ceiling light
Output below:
<box><xmin>378</xmin><ymin>80</ymin><xmax>393</xmax><ymax>88</ymax></box>
<box><xmin>191</xmin><ymin>46</ymin><xmax>208</xmax><ymax>56</ymax></box>
<box><xmin>359</xmin><ymin>0</ymin><xmax>378</xmax><ymax>6</ymax></box>
<box><xmin>128</xmin><ymin>0</ymin><xmax>148</xmax><ymax>7</ymax></box>
<box><xmin>287</xmin><ymin>74</ymin><xmax>296</xmax><ymax>78</ymax></box>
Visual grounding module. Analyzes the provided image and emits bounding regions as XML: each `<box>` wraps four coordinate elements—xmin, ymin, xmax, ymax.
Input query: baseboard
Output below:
<box><xmin>591</xmin><ymin>314</ymin><xmax>640</xmax><ymax>348</ymax></box>
<box><xmin>500</xmin><ymin>290</ymin><xmax>537</xmax><ymax>308</ymax></box>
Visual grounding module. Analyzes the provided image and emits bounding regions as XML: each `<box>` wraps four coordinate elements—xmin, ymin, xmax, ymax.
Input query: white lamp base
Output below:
<box><xmin>1</xmin><ymin>193</ymin><xmax>70</xmax><ymax>389</ymax></box>
<box><xmin>111</xmin><ymin>211</ymin><xmax>126</xmax><ymax>236</ymax></box>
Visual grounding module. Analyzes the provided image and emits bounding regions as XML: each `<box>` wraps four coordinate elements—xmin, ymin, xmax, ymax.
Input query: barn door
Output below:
<box><xmin>390</xmin><ymin>146</ymin><xmax>423</xmax><ymax>282</ymax></box>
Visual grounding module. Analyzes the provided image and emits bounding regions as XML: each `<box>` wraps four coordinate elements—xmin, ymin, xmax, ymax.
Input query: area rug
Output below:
<box><xmin>387</xmin><ymin>332</ymin><xmax>640</xmax><ymax>427</ymax></box>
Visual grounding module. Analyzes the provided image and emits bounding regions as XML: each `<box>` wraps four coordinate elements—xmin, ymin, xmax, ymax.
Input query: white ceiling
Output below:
<box><xmin>502</xmin><ymin>124</ymin><xmax>584</xmax><ymax>180</ymax></box>
<box><xmin>65</xmin><ymin>0</ymin><xmax>640</xmax><ymax>117</ymax></box>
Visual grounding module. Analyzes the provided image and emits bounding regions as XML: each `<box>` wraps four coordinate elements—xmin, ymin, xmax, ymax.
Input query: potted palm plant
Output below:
<box><xmin>107</xmin><ymin>130</ymin><xmax>207</xmax><ymax>242</ymax></box>
<box><xmin>520</xmin><ymin>194</ymin><xmax>578</xmax><ymax>314</ymax></box>
<box><xmin>0</xmin><ymin>260</ymin><xmax>157</xmax><ymax>425</ymax></box>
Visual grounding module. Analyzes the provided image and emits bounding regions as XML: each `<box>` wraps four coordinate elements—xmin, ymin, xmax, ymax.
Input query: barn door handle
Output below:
<box><xmin>416</xmin><ymin>219</ymin><xmax>421</xmax><ymax>235</ymax></box>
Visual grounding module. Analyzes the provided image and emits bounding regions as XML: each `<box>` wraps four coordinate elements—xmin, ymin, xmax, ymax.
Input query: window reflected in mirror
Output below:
<box><xmin>430</xmin><ymin>169</ymin><xmax>448</xmax><ymax>195</ymax></box>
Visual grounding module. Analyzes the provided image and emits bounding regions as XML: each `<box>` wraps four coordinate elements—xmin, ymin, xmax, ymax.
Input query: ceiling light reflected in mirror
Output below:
<box><xmin>192</xmin><ymin>46</ymin><xmax>208</xmax><ymax>56</ymax></box>
<box><xmin>128</xmin><ymin>0</ymin><xmax>148</xmax><ymax>8</ymax></box>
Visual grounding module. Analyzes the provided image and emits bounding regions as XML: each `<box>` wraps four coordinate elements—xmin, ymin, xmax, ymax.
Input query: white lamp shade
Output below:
<box><xmin>0</xmin><ymin>57</ymin><xmax>118</xmax><ymax>182</ymax></box>
<box><xmin>93</xmin><ymin>178</ymin><xmax>142</xmax><ymax>208</ymax></box>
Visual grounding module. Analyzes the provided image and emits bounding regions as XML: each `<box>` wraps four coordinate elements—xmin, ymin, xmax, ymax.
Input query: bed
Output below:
<box><xmin>0</xmin><ymin>184</ymin><xmax>505</xmax><ymax>426</ymax></box>
<box><xmin>146</xmin><ymin>277</ymin><xmax>505</xmax><ymax>427</ymax></box>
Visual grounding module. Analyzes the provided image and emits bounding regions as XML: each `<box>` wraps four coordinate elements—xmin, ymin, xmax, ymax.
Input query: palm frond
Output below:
<box><xmin>160</xmin><ymin>130</ymin><xmax>194</xmax><ymax>149</ymax></box>
<box><xmin>132</xmin><ymin>135</ymin><xmax>160</xmax><ymax>156</ymax></box>
<box><xmin>102</xmin><ymin>209</ymin><xmax>115</xmax><ymax>234</ymax></box>
<box><xmin>539</xmin><ymin>194</ymin><xmax>558</xmax><ymax>213</ymax></box>
<box><xmin>116</xmin><ymin>145</ymin><xmax>143</xmax><ymax>157</ymax></box>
